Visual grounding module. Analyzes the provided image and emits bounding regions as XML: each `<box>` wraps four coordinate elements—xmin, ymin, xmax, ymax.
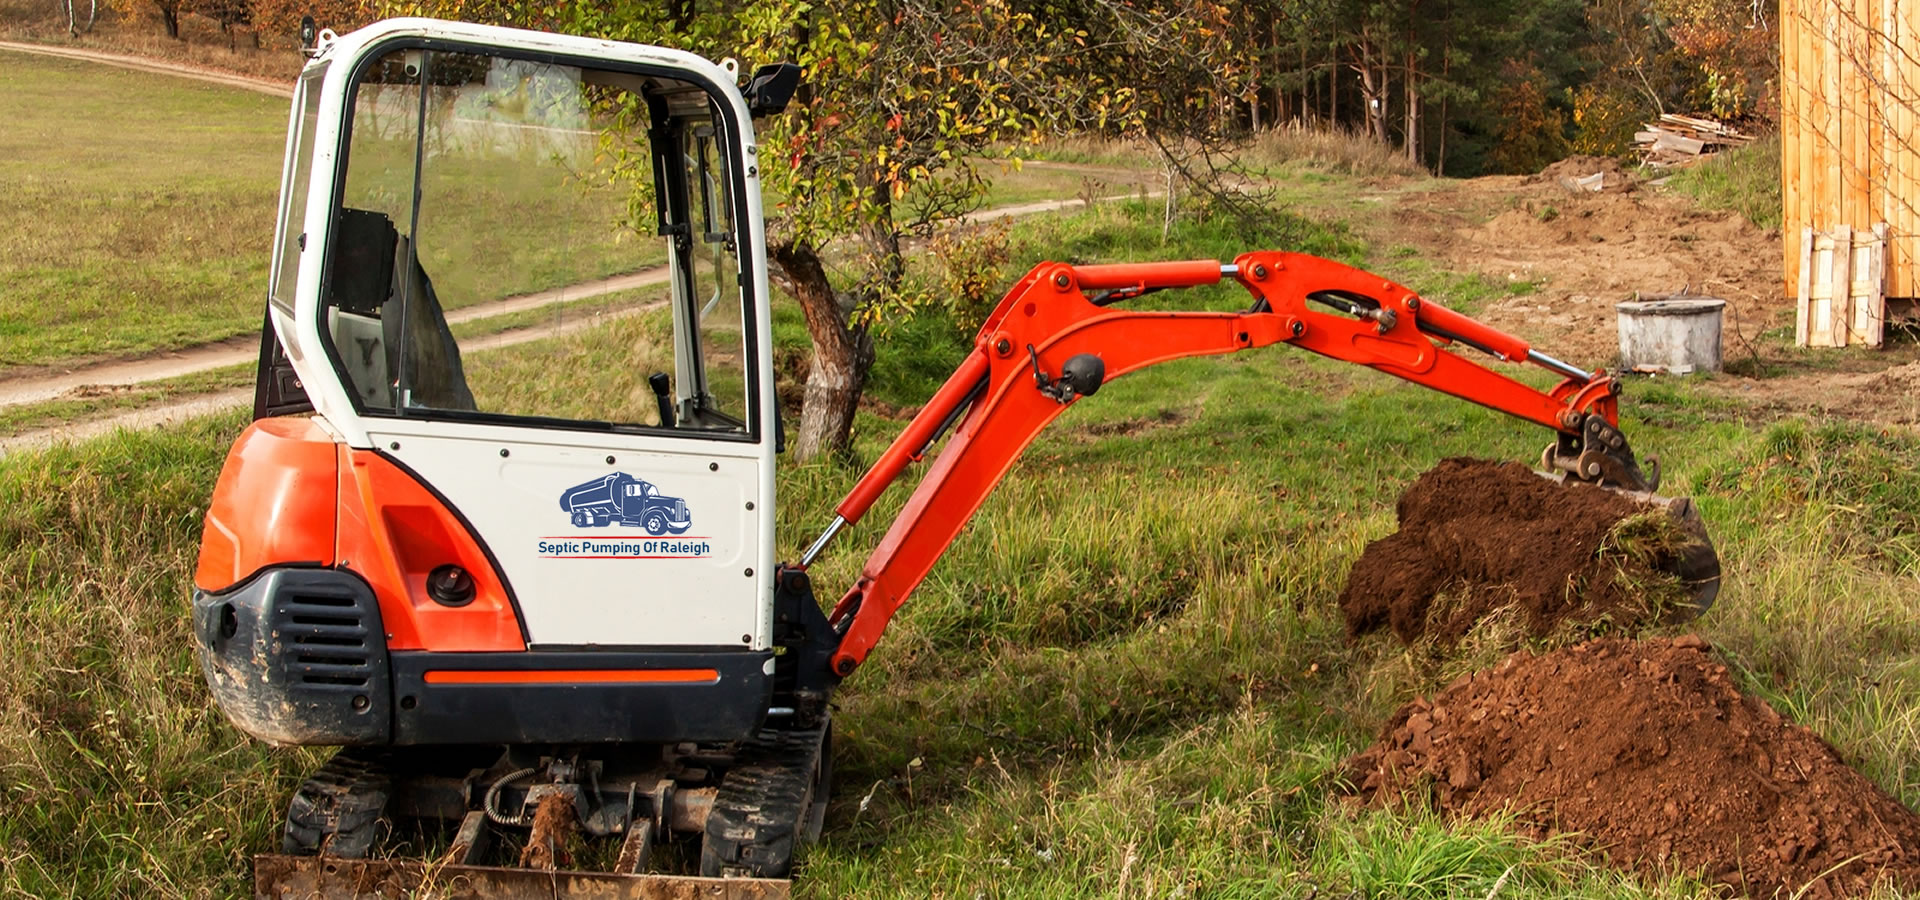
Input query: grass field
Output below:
<box><xmin>0</xmin><ymin>50</ymin><xmax>286</xmax><ymax>370</ymax></box>
<box><xmin>4</xmin><ymin>193</ymin><xmax>1919</xmax><ymax>899</ymax></box>
<box><xmin>0</xmin><ymin>49</ymin><xmax>1179</xmax><ymax>378</ymax></box>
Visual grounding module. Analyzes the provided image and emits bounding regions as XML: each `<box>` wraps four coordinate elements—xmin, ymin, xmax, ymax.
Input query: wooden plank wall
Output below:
<box><xmin>1781</xmin><ymin>0</ymin><xmax>1918</xmax><ymax>300</ymax></box>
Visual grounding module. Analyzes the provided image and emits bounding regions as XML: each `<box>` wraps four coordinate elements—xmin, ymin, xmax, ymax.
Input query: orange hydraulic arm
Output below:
<box><xmin>801</xmin><ymin>250</ymin><xmax>1656</xmax><ymax>678</ymax></box>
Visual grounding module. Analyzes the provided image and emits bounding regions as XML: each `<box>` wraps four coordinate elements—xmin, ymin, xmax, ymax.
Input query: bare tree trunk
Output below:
<box><xmin>771</xmin><ymin>242</ymin><xmax>872</xmax><ymax>461</ymax></box>
<box><xmin>1357</xmin><ymin>55</ymin><xmax>1386</xmax><ymax>142</ymax></box>
<box><xmin>1404</xmin><ymin>50</ymin><xmax>1419</xmax><ymax>163</ymax></box>
<box><xmin>1161</xmin><ymin>151</ymin><xmax>1178</xmax><ymax>240</ymax></box>
<box><xmin>1329</xmin><ymin>55</ymin><xmax>1338</xmax><ymax>125</ymax></box>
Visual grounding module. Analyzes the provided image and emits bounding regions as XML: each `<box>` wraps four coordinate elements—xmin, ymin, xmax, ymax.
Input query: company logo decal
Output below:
<box><xmin>546</xmin><ymin>472</ymin><xmax>709</xmax><ymax>559</ymax></box>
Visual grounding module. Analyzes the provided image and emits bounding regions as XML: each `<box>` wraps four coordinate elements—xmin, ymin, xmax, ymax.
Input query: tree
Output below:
<box><xmin>1490</xmin><ymin>58</ymin><xmax>1571</xmax><ymax>173</ymax></box>
<box><xmin>152</xmin><ymin>0</ymin><xmax>181</xmax><ymax>38</ymax></box>
<box><xmin>248</xmin><ymin>0</ymin><xmax>369</xmax><ymax>48</ymax></box>
<box><xmin>60</xmin><ymin>0</ymin><xmax>99</xmax><ymax>36</ymax></box>
<box><xmin>191</xmin><ymin>0</ymin><xmax>252</xmax><ymax>47</ymax></box>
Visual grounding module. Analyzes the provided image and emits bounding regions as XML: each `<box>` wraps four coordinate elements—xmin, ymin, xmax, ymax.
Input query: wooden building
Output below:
<box><xmin>1780</xmin><ymin>0</ymin><xmax>1917</xmax><ymax>346</ymax></box>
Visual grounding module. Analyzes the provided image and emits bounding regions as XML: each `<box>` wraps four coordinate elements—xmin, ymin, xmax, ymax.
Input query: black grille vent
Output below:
<box><xmin>276</xmin><ymin>585</ymin><xmax>374</xmax><ymax>688</ymax></box>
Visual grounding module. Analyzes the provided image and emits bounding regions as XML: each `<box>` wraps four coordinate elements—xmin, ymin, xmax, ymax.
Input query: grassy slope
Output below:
<box><xmin>1665</xmin><ymin>138</ymin><xmax>1784</xmax><ymax>231</ymax></box>
<box><xmin>5</xmin><ymin>190</ymin><xmax>1920</xmax><ymax>899</ymax></box>
<box><xmin>0</xmin><ymin>50</ymin><xmax>286</xmax><ymax>370</ymax></box>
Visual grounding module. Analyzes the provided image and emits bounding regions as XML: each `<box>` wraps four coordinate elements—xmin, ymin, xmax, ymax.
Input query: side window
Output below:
<box><xmin>317</xmin><ymin>47</ymin><xmax>754</xmax><ymax>437</ymax></box>
<box><xmin>677</xmin><ymin>122</ymin><xmax>748</xmax><ymax>429</ymax></box>
<box><xmin>268</xmin><ymin>62</ymin><xmax>328</xmax><ymax>314</ymax></box>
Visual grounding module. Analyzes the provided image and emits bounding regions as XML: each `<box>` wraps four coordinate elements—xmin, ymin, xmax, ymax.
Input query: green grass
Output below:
<box><xmin>0</xmin><ymin>55</ymin><xmax>1165</xmax><ymax>378</ymax></box>
<box><xmin>0</xmin><ymin>51</ymin><xmax>287</xmax><ymax>371</ymax></box>
<box><xmin>0</xmin><ymin>51</ymin><xmax>664</xmax><ymax>374</ymax></box>
<box><xmin>972</xmin><ymin>159</ymin><xmax>1159</xmax><ymax>209</ymax></box>
<box><xmin>6</xmin><ymin>200</ymin><xmax>1920</xmax><ymax>899</ymax></box>
<box><xmin>1664</xmin><ymin>137</ymin><xmax>1783</xmax><ymax>231</ymax></box>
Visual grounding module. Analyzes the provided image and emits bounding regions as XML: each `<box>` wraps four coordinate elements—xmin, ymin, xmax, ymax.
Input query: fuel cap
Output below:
<box><xmin>426</xmin><ymin>565</ymin><xmax>476</xmax><ymax>607</ymax></box>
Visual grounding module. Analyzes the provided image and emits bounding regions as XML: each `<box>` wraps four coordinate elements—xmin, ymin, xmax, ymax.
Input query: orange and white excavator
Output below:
<box><xmin>193</xmin><ymin>17</ymin><xmax>1719</xmax><ymax>898</ymax></box>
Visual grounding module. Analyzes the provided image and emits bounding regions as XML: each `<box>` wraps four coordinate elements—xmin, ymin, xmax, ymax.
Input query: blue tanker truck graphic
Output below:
<box><xmin>559</xmin><ymin>473</ymin><xmax>693</xmax><ymax>535</ymax></box>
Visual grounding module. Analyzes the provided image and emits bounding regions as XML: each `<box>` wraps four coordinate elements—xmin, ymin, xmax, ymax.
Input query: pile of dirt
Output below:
<box><xmin>1529</xmin><ymin>154</ymin><xmax>1635</xmax><ymax>190</ymax></box>
<box><xmin>1339</xmin><ymin>458</ymin><xmax>1689</xmax><ymax>645</ymax></box>
<box><xmin>1344</xmin><ymin>637</ymin><xmax>1920</xmax><ymax>898</ymax></box>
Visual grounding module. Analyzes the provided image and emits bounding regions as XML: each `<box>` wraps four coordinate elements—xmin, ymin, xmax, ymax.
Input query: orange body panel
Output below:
<box><xmin>422</xmin><ymin>669</ymin><xmax>720</xmax><ymax>685</ymax></box>
<box><xmin>337</xmin><ymin>449</ymin><xmax>526</xmax><ymax>652</ymax></box>
<box><xmin>195</xmin><ymin>415</ymin><xmax>526</xmax><ymax>652</ymax></box>
<box><xmin>195</xmin><ymin>417</ymin><xmax>339</xmax><ymax>592</ymax></box>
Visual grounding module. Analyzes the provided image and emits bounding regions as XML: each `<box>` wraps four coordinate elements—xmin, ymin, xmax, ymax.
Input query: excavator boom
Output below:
<box><xmin>805</xmin><ymin>251</ymin><xmax>1717</xmax><ymax>678</ymax></box>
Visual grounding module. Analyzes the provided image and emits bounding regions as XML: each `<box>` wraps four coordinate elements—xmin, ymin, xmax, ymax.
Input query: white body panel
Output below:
<box><xmin>369</xmin><ymin>420</ymin><xmax>764</xmax><ymax>647</ymax></box>
<box><xmin>268</xmin><ymin>19</ymin><xmax>780</xmax><ymax>650</ymax></box>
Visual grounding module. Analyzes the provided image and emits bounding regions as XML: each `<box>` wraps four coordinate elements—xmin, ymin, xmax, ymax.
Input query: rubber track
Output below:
<box><xmin>283</xmin><ymin>748</ymin><xmax>392</xmax><ymax>858</ymax></box>
<box><xmin>701</xmin><ymin>724</ymin><xmax>828</xmax><ymax>878</ymax></box>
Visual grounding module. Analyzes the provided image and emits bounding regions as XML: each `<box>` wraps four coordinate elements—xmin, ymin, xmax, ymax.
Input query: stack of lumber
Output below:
<box><xmin>1634</xmin><ymin>114</ymin><xmax>1754</xmax><ymax>167</ymax></box>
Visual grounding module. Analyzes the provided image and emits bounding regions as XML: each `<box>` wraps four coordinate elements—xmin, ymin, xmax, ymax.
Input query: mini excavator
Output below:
<box><xmin>194</xmin><ymin>18</ymin><xmax>1721</xmax><ymax>898</ymax></box>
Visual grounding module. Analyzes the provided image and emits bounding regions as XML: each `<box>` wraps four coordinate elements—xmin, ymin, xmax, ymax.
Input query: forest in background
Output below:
<box><xmin>37</xmin><ymin>0</ymin><xmax>1782</xmax><ymax>177</ymax></box>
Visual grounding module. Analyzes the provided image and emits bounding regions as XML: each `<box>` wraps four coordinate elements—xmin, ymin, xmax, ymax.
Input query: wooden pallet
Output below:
<box><xmin>1796</xmin><ymin>223</ymin><xmax>1890</xmax><ymax>348</ymax></box>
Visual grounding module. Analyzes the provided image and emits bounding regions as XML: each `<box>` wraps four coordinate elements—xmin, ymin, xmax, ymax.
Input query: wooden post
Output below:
<box><xmin>1797</xmin><ymin>226</ymin><xmax>1815</xmax><ymax>346</ymax></box>
<box><xmin>1831</xmin><ymin>223</ymin><xmax>1854</xmax><ymax>346</ymax></box>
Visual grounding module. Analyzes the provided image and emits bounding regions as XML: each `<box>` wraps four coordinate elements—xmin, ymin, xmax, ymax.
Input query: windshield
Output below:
<box><xmin>317</xmin><ymin>45</ymin><xmax>752</xmax><ymax>436</ymax></box>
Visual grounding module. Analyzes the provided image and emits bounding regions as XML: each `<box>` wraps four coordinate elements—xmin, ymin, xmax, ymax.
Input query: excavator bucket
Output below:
<box><xmin>254</xmin><ymin>855</ymin><xmax>789</xmax><ymax>899</ymax></box>
<box><xmin>1548</xmin><ymin>474</ymin><xmax>1723</xmax><ymax>620</ymax></box>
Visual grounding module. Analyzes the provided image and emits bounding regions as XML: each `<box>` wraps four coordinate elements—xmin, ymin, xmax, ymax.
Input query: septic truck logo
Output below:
<box><xmin>557</xmin><ymin>473</ymin><xmax>694</xmax><ymax>535</ymax></box>
<box><xmin>544</xmin><ymin>474</ymin><xmax>709</xmax><ymax>558</ymax></box>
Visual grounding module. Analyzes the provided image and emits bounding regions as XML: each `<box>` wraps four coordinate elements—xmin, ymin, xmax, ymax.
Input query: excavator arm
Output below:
<box><xmin>801</xmin><ymin>250</ymin><xmax>1669</xmax><ymax>678</ymax></box>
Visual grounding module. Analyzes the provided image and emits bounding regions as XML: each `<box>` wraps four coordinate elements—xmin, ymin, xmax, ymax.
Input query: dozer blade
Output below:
<box><xmin>254</xmin><ymin>854</ymin><xmax>790</xmax><ymax>900</ymax></box>
<box><xmin>1538</xmin><ymin>471</ymin><xmax>1723</xmax><ymax>621</ymax></box>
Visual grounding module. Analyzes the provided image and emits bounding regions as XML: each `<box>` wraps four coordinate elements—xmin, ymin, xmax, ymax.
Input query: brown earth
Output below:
<box><xmin>1448</xmin><ymin>186</ymin><xmax>1780</xmax><ymax>368</ymax></box>
<box><xmin>1527</xmin><ymin>154</ymin><xmax>1636</xmax><ymax>192</ymax></box>
<box><xmin>1340</xmin><ymin>168</ymin><xmax>1782</xmax><ymax>369</ymax></box>
<box><xmin>1339</xmin><ymin>458</ymin><xmax>1689</xmax><ymax>644</ymax></box>
<box><xmin>1342</xmin><ymin>159</ymin><xmax>1920</xmax><ymax>429</ymax></box>
<box><xmin>1344</xmin><ymin>637</ymin><xmax>1920</xmax><ymax>898</ymax></box>
<box><xmin>1696</xmin><ymin>356</ymin><xmax>1920</xmax><ymax>426</ymax></box>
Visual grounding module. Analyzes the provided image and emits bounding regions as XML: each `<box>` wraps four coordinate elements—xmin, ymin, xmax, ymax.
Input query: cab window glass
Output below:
<box><xmin>679</xmin><ymin>124</ymin><xmax>747</xmax><ymax>428</ymax></box>
<box><xmin>269</xmin><ymin>62</ymin><xmax>328</xmax><ymax>313</ymax></box>
<box><xmin>318</xmin><ymin>47</ymin><xmax>753</xmax><ymax>436</ymax></box>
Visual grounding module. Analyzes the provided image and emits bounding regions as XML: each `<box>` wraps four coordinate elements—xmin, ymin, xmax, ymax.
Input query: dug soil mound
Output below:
<box><xmin>1529</xmin><ymin>154</ymin><xmax>1635</xmax><ymax>190</ymax></box>
<box><xmin>1344</xmin><ymin>637</ymin><xmax>1920</xmax><ymax>898</ymax></box>
<box><xmin>1340</xmin><ymin>458</ymin><xmax>1690</xmax><ymax>645</ymax></box>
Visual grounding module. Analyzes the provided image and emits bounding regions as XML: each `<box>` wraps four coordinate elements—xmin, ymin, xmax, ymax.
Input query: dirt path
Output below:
<box><xmin>0</xmin><ymin>189</ymin><xmax>1146</xmax><ymax>415</ymax></box>
<box><xmin>0</xmin><ymin>190</ymin><xmax>1147</xmax><ymax>453</ymax></box>
<box><xmin>0</xmin><ymin>296</ymin><xmax>665</xmax><ymax>456</ymax></box>
<box><xmin>0</xmin><ymin>40</ymin><xmax>293</xmax><ymax>96</ymax></box>
<box><xmin>0</xmin><ymin>269</ymin><xmax>669</xmax><ymax>410</ymax></box>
